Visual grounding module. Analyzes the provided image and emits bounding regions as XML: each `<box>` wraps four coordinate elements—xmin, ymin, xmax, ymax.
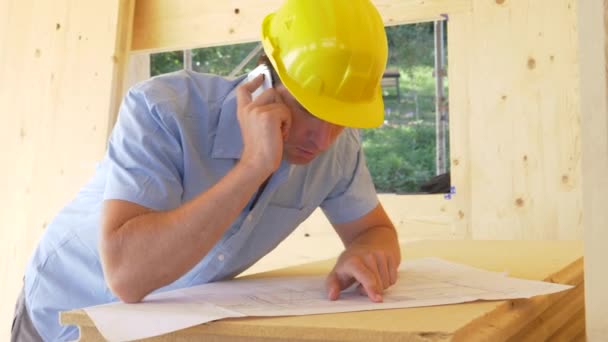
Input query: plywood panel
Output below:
<box><xmin>578</xmin><ymin>0</ymin><xmax>608</xmax><ymax>339</ymax></box>
<box><xmin>0</xmin><ymin>0</ymin><xmax>134</xmax><ymax>339</ymax></box>
<box><xmin>131</xmin><ymin>0</ymin><xmax>472</xmax><ymax>53</ymax></box>
<box><xmin>467</xmin><ymin>0</ymin><xmax>582</xmax><ymax>239</ymax></box>
<box><xmin>444</xmin><ymin>11</ymin><xmax>474</xmax><ymax>239</ymax></box>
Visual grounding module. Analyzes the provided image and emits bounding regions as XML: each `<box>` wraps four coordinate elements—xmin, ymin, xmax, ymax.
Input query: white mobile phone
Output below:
<box><xmin>247</xmin><ymin>64</ymin><xmax>273</xmax><ymax>99</ymax></box>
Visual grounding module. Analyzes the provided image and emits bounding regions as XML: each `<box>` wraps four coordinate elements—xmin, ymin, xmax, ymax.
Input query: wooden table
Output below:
<box><xmin>61</xmin><ymin>240</ymin><xmax>585</xmax><ymax>341</ymax></box>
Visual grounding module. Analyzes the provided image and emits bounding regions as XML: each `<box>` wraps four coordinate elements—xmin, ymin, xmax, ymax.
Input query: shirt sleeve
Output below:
<box><xmin>103</xmin><ymin>87</ymin><xmax>184</xmax><ymax>210</ymax></box>
<box><xmin>320</xmin><ymin>131</ymin><xmax>379</xmax><ymax>224</ymax></box>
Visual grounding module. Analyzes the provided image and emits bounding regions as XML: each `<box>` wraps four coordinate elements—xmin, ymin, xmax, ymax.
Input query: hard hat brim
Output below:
<box><xmin>281</xmin><ymin>75</ymin><xmax>385</xmax><ymax>128</ymax></box>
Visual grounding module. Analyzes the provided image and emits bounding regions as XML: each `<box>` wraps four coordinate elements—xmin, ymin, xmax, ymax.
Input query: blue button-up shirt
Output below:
<box><xmin>24</xmin><ymin>70</ymin><xmax>379</xmax><ymax>341</ymax></box>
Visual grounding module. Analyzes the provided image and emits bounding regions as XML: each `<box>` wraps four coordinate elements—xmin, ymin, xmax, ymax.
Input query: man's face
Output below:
<box><xmin>275</xmin><ymin>85</ymin><xmax>345</xmax><ymax>164</ymax></box>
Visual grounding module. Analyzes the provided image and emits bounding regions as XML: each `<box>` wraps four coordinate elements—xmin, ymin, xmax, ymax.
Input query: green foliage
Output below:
<box><xmin>362</xmin><ymin>123</ymin><xmax>436</xmax><ymax>193</ymax></box>
<box><xmin>386</xmin><ymin>24</ymin><xmax>435</xmax><ymax>68</ymax></box>
<box><xmin>191</xmin><ymin>42</ymin><xmax>260</xmax><ymax>75</ymax></box>
<box><xmin>151</xmin><ymin>42</ymin><xmax>261</xmax><ymax>77</ymax></box>
<box><xmin>383</xmin><ymin>66</ymin><xmax>437</xmax><ymax>123</ymax></box>
<box><xmin>150</xmin><ymin>22</ymin><xmax>448</xmax><ymax>193</ymax></box>
<box><xmin>150</xmin><ymin>51</ymin><xmax>184</xmax><ymax>76</ymax></box>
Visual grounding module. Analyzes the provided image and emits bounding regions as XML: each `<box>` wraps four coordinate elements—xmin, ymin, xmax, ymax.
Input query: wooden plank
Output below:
<box><xmin>508</xmin><ymin>283</ymin><xmax>584</xmax><ymax>341</ymax></box>
<box><xmin>467</xmin><ymin>0</ymin><xmax>583</xmax><ymax>239</ymax></box>
<box><xmin>444</xmin><ymin>11</ymin><xmax>474</xmax><ymax>239</ymax></box>
<box><xmin>0</xmin><ymin>0</ymin><xmax>134</xmax><ymax>340</ymax></box>
<box><xmin>108</xmin><ymin>0</ymin><xmax>137</xmax><ymax>138</ymax></box>
<box><xmin>61</xmin><ymin>241</ymin><xmax>583</xmax><ymax>341</ymax></box>
<box><xmin>548</xmin><ymin>309</ymin><xmax>585</xmax><ymax>341</ymax></box>
<box><xmin>578</xmin><ymin>0</ymin><xmax>608</xmax><ymax>339</ymax></box>
<box><xmin>131</xmin><ymin>0</ymin><xmax>472</xmax><ymax>53</ymax></box>
<box><xmin>452</xmin><ymin>258</ymin><xmax>583</xmax><ymax>341</ymax></box>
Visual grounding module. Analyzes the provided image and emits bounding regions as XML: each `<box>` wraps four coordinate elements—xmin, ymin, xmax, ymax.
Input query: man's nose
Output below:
<box><xmin>310</xmin><ymin>120</ymin><xmax>336</xmax><ymax>151</ymax></box>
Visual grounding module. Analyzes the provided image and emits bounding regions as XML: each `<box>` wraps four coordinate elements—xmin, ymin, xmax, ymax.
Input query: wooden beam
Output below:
<box><xmin>578</xmin><ymin>0</ymin><xmax>608</xmax><ymax>339</ymax></box>
<box><xmin>131</xmin><ymin>0</ymin><xmax>472</xmax><ymax>53</ymax></box>
<box><xmin>108</xmin><ymin>0</ymin><xmax>137</xmax><ymax>138</ymax></box>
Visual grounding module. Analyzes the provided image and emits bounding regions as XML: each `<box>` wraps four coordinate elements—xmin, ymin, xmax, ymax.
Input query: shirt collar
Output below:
<box><xmin>211</xmin><ymin>75</ymin><xmax>247</xmax><ymax>159</ymax></box>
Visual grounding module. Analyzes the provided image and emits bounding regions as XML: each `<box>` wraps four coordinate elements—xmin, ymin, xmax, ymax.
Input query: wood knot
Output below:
<box><xmin>527</xmin><ymin>57</ymin><xmax>536</xmax><ymax>70</ymax></box>
<box><xmin>458</xmin><ymin>211</ymin><xmax>465</xmax><ymax>219</ymax></box>
<box><xmin>495</xmin><ymin>0</ymin><xmax>506</xmax><ymax>4</ymax></box>
<box><xmin>453</xmin><ymin>159</ymin><xmax>460</xmax><ymax>166</ymax></box>
<box><xmin>562</xmin><ymin>175</ymin><xmax>569</xmax><ymax>184</ymax></box>
<box><xmin>234</xmin><ymin>8</ymin><xmax>240</xmax><ymax>14</ymax></box>
<box><xmin>56</xmin><ymin>23</ymin><xmax>61</xmax><ymax>30</ymax></box>
<box><xmin>515</xmin><ymin>198</ymin><xmax>525</xmax><ymax>207</ymax></box>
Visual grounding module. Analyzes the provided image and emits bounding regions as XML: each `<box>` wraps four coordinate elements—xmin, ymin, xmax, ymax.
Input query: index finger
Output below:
<box><xmin>348</xmin><ymin>262</ymin><xmax>383</xmax><ymax>302</ymax></box>
<box><xmin>236</xmin><ymin>74</ymin><xmax>265</xmax><ymax>108</ymax></box>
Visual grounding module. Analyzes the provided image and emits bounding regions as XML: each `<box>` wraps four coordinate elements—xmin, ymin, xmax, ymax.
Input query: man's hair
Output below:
<box><xmin>256</xmin><ymin>53</ymin><xmax>281</xmax><ymax>86</ymax></box>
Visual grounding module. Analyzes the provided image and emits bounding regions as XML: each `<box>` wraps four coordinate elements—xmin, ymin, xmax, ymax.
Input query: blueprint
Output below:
<box><xmin>83</xmin><ymin>257</ymin><xmax>573</xmax><ymax>341</ymax></box>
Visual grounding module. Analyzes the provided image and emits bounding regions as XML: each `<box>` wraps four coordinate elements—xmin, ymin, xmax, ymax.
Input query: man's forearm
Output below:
<box><xmin>101</xmin><ymin>162</ymin><xmax>268</xmax><ymax>302</ymax></box>
<box><xmin>349</xmin><ymin>225</ymin><xmax>401</xmax><ymax>261</ymax></box>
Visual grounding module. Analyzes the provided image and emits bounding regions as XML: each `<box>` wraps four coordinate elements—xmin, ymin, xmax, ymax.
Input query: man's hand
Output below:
<box><xmin>236</xmin><ymin>74</ymin><xmax>292</xmax><ymax>178</ymax></box>
<box><xmin>325</xmin><ymin>238</ymin><xmax>399</xmax><ymax>302</ymax></box>
<box><xmin>325</xmin><ymin>205</ymin><xmax>401</xmax><ymax>304</ymax></box>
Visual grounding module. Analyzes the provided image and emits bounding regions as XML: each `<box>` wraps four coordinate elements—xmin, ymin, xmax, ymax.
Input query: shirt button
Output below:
<box><xmin>217</xmin><ymin>254</ymin><xmax>225</xmax><ymax>261</ymax></box>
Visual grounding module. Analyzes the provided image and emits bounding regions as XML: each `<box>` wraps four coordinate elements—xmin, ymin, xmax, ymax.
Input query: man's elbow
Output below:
<box><xmin>100</xmin><ymin>235</ymin><xmax>147</xmax><ymax>303</ymax></box>
<box><xmin>105</xmin><ymin>272</ymin><xmax>147</xmax><ymax>303</ymax></box>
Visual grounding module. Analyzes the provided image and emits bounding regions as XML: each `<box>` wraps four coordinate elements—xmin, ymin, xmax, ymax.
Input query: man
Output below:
<box><xmin>12</xmin><ymin>0</ymin><xmax>400</xmax><ymax>340</ymax></box>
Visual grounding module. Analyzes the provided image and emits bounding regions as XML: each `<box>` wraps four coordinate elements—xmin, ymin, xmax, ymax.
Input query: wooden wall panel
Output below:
<box><xmin>0</xmin><ymin>0</ymin><xmax>134</xmax><ymax>339</ymax></box>
<box><xmin>579</xmin><ymin>0</ymin><xmax>608</xmax><ymax>338</ymax></box>
<box><xmin>129</xmin><ymin>0</ymin><xmax>586</xmax><ymax>242</ymax></box>
<box><xmin>131</xmin><ymin>0</ymin><xmax>471</xmax><ymax>53</ymax></box>
<box><xmin>466</xmin><ymin>0</ymin><xmax>582</xmax><ymax>239</ymax></box>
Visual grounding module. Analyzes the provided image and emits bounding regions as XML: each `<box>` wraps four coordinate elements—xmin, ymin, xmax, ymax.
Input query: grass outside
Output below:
<box><xmin>363</xmin><ymin>65</ymin><xmax>447</xmax><ymax>193</ymax></box>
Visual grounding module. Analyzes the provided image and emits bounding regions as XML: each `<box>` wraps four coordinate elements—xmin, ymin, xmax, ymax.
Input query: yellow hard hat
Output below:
<box><xmin>261</xmin><ymin>0</ymin><xmax>388</xmax><ymax>128</ymax></box>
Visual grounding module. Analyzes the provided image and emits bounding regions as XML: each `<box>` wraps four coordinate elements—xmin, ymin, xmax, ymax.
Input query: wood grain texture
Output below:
<box><xmin>131</xmin><ymin>0</ymin><xmax>471</xmax><ymax>53</ymax></box>
<box><xmin>0</xmin><ymin>0</ymin><xmax>134</xmax><ymax>340</ymax></box>
<box><xmin>467</xmin><ymin>0</ymin><xmax>582</xmax><ymax>239</ymax></box>
<box><xmin>578</xmin><ymin>0</ymin><xmax>608</xmax><ymax>339</ymax></box>
<box><xmin>548</xmin><ymin>309</ymin><xmax>585</xmax><ymax>341</ymax></box>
